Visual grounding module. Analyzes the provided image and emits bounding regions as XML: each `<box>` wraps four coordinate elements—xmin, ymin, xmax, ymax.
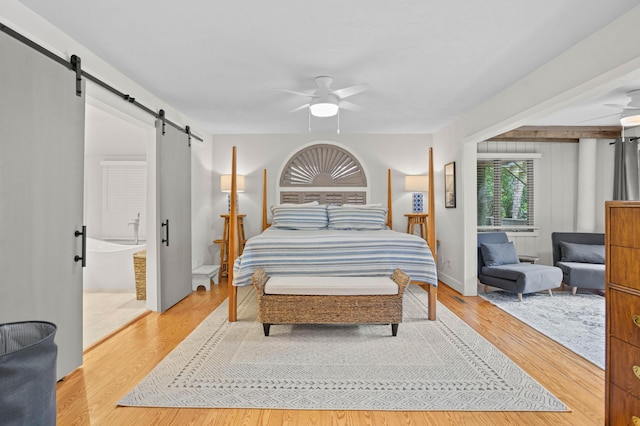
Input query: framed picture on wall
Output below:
<box><xmin>444</xmin><ymin>161</ymin><xmax>456</xmax><ymax>208</ymax></box>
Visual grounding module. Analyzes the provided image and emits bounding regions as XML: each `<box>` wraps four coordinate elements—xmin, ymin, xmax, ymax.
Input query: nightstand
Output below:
<box><xmin>405</xmin><ymin>213</ymin><xmax>428</xmax><ymax>239</ymax></box>
<box><xmin>214</xmin><ymin>214</ymin><xmax>247</xmax><ymax>282</ymax></box>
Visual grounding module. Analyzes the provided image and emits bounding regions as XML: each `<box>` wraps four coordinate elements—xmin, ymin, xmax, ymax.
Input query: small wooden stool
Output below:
<box><xmin>405</xmin><ymin>213</ymin><xmax>428</xmax><ymax>239</ymax></box>
<box><xmin>192</xmin><ymin>265</ymin><xmax>220</xmax><ymax>291</ymax></box>
<box><xmin>214</xmin><ymin>214</ymin><xmax>247</xmax><ymax>282</ymax></box>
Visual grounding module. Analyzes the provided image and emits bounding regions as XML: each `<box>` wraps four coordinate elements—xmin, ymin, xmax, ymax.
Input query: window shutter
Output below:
<box><xmin>477</xmin><ymin>154</ymin><xmax>539</xmax><ymax>233</ymax></box>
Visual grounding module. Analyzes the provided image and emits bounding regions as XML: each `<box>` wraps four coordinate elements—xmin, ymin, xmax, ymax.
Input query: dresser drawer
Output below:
<box><xmin>610</xmin><ymin>289</ymin><xmax>640</xmax><ymax>348</ymax></box>
<box><xmin>610</xmin><ymin>245</ymin><xmax>640</xmax><ymax>292</ymax></box>
<box><xmin>611</xmin><ymin>337</ymin><xmax>640</xmax><ymax>399</ymax></box>
<box><xmin>609</xmin><ymin>207</ymin><xmax>640</xmax><ymax>248</ymax></box>
<box><xmin>610</xmin><ymin>384</ymin><xmax>640</xmax><ymax>425</ymax></box>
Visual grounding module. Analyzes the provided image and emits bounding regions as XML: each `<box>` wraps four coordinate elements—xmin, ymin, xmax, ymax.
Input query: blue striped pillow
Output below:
<box><xmin>327</xmin><ymin>205</ymin><xmax>388</xmax><ymax>230</ymax></box>
<box><xmin>271</xmin><ymin>204</ymin><xmax>328</xmax><ymax>230</ymax></box>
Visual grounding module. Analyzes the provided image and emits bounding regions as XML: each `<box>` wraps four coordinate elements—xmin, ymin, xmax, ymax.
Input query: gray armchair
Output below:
<box><xmin>477</xmin><ymin>232</ymin><xmax>562</xmax><ymax>301</ymax></box>
<box><xmin>551</xmin><ymin>232</ymin><xmax>605</xmax><ymax>294</ymax></box>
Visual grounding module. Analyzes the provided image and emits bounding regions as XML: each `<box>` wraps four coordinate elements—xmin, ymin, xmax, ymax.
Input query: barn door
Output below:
<box><xmin>0</xmin><ymin>32</ymin><xmax>85</xmax><ymax>379</ymax></box>
<box><xmin>155</xmin><ymin>120</ymin><xmax>192</xmax><ymax>312</ymax></box>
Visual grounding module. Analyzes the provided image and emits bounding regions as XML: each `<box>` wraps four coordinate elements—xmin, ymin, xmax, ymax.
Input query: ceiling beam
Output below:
<box><xmin>488</xmin><ymin>126</ymin><xmax>621</xmax><ymax>143</ymax></box>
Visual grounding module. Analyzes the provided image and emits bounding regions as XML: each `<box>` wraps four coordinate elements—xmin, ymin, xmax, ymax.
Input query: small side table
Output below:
<box><xmin>518</xmin><ymin>255</ymin><xmax>539</xmax><ymax>264</ymax></box>
<box><xmin>214</xmin><ymin>214</ymin><xmax>247</xmax><ymax>283</ymax></box>
<box><xmin>405</xmin><ymin>213</ymin><xmax>428</xmax><ymax>239</ymax></box>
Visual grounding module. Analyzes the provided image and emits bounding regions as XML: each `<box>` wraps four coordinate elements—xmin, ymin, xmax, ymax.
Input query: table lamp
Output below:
<box><xmin>405</xmin><ymin>175</ymin><xmax>428</xmax><ymax>213</ymax></box>
<box><xmin>221</xmin><ymin>174</ymin><xmax>245</xmax><ymax>212</ymax></box>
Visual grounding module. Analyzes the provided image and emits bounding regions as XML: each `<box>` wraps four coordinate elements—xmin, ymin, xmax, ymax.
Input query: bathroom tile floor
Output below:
<box><xmin>83</xmin><ymin>290</ymin><xmax>147</xmax><ymax>349</ymax></box>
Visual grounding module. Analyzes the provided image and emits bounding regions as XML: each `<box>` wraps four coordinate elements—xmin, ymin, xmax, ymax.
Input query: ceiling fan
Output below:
<box><xmin>279</xmin><ymin>76</ymin><xmax>370</xmax><ymax>118</ymax></box>
<box><xmin>604</xmin><ymin>89</ymin><xmax>640</xmax><ymax>127</ymax></box>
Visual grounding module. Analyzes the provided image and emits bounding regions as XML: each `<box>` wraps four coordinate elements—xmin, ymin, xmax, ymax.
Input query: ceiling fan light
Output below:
<box><xmin>310</xmin><ymin>102</ymin><xmax>339</xmax><ymax>117</ymax></box>
<box><xmin>620</xmin><ymin>109</ymin><xmax>640</xmax><ymax>127</ymax></box>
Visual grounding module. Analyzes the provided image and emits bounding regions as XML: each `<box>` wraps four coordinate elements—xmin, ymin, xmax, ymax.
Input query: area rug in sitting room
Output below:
<box><xmin>480</xmin><ymin>290</ymin><xmax>605</xmax><ymax>369</ymax></box>
<box><xmin>119</xmin><ymin>286</ymin><xmax>567</xmax><ymax>411</ymax></box>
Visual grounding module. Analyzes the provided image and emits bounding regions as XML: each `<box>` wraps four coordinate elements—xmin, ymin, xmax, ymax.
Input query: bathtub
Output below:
<box><xmin>83</xmin><ymin>238</ymin><xmax>147</xmax><ymax>291</ymax></box>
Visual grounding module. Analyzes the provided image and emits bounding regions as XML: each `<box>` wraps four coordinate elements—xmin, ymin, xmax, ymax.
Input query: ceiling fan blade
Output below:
<box><xmin>332</xmin><ymin>83</ymin><xmax>370</xmax><ymax>99</ymax></box>
<box><xmin>604</xmin><ymin>103</ymin><xmax>640</xmax><ymax>110</ymax></box>
<box><xmin>277</xmin><ymin>88</ymin><xmax>316</xmax><ymax>98</ymax></box>
<box><xmin>577</xmin><ymin>112</ymin><xmax>620</xmax><ymax>124</ymax></box>
<box><xmin>289</xmin><ymin>103</ymin><xmax>310</xmax><ymax>113</ymax></box>
<box><xmin>338</xmin><ymin>100</ymin><xmax>362</xmax><ymax>112</ymax></box>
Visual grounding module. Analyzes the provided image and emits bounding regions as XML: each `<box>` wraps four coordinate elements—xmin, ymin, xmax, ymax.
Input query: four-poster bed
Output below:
<box><xmin>226</xmin><ymin>147</ymin><xmax>437</xmax><ymax>322</ymax></box>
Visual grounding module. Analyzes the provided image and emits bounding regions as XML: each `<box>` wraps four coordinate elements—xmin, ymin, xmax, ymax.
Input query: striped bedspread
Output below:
<box><xmin>232</xmin><ymin>228</ymin><xmax>437</xmax><ymax>287</ymax></box>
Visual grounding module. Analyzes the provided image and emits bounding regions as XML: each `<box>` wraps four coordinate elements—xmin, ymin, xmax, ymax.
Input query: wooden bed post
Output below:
<box><xmin>427</xmin><ymin>147</ymin><xmax>436</xmax><ymax>263</ymax></box>
<box><xmin>228</xmin><ymin>146</ymin><xmax>238</xmax><ymax>322</ymax></box>
<box><xmin>262</xmin><ymin>169</ymin><xmax>268</xmax><ymax>232</ymax></box>
<box><xmin>426</xmin><ymin>147</ymin><xmax>437</xmax><ymax>320</ymax></box>
<box><xmin>387</xmin><ymin>169</ymin><xmax>393</xmax><ymax>229</ymax></box>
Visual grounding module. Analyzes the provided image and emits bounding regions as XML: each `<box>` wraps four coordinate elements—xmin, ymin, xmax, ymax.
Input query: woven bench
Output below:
<box><xmin>251</xmin><ymin>268</ymin><xmax>410</xmax><ymax>337</ymax></box>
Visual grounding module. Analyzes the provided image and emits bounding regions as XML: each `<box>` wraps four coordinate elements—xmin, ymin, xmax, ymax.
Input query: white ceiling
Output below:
<box><xmin>17</xmin><ymin>0</ymin><xmax>640</xmax><ymax>134</ymax></box>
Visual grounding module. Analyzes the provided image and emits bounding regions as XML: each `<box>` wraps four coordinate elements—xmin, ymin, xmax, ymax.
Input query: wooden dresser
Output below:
<box><xmin>605</xmin><ymin>201</ymin><xmax>640</xmax><ymax>424</ymax></box>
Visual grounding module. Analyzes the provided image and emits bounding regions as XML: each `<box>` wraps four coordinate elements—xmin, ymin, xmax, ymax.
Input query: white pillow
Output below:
<box><xmin>271</xmin><ymin>201</ymin><xmax>319</xmax><ymax>211</ymax></box>
<box><xmin>342</xmin><ymin>203</ymin><xmax>382</xmax><ymax>208</ymax></box>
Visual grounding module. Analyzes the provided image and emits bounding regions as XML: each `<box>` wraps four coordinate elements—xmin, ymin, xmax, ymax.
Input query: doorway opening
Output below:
<box><xmin>83</xmin><ymin>97</ymin><xmax>156</xmax><ymax>348</ymax></box>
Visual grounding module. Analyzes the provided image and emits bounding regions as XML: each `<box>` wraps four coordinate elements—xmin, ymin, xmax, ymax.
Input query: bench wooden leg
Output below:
<box><xmin>428</xmin><ymin>284</ymin><xmax>437</xmax><ymax>321</ymax></box>
<box><xmin>391</xmin><ymin>323</ymin><xmax>398</xmax><ymax>336</ymax></box>
<box><xmin>263</xmin><ymin>323</ymin><xmax>271</xmax><ymax>336</ymax></box>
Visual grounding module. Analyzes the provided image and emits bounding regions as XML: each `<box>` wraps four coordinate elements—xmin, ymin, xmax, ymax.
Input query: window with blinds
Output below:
<box><xmin>101</xmin><ymin>161</ymin><xmax>147</xmax><ymax>240</ymax></box>
<box><xmin>477</xmin><ymin>155</ymin><xmax>537</xmax><ymax>232</ymax></box>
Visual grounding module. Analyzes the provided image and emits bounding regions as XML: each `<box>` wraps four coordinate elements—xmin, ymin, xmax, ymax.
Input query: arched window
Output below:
<box><xmin>278</xmin><ymin>143</ymin><xmax>368</xmax><ymax>204</ymax></box>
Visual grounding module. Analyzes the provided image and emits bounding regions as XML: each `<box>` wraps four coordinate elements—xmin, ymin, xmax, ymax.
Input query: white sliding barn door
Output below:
<box><xmin>155</xmin><ymin>121</ymin><xmax>192</xmax><ymax>312</ymax></box>
<box><xmin>0</xmin><ymin>32</ymin><xmax>85</xmax><ymax>379</ymax></box>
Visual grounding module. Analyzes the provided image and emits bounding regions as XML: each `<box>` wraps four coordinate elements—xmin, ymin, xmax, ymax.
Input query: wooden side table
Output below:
<box><xmin>214</xmin><ymin>214</ymin><xmax>247</xmax><ymax>282</ymax></box>
<box><xmin>405</xmin><ymin>213</ymin><xmax>428</xmax><ymax>239</ymax></box>
<box><xmin>518</xmin><ymin>254</ymin><xmax>539</xmax><ymax>264</ymax></box>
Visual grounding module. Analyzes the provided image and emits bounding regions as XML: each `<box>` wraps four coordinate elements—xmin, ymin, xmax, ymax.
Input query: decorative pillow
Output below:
<box><xmin>270</xmin><ymin>204</ymin><xmax>328</xmax><ymax>230</ymax></box>
<box><xmin>272</xmin><ymin>201</ymin><xmax>319</xmax><ymax>208</ymax></box>
<box><xmin>560</xmin><ymin>242</ymin><xmax>605</xmax><ymax>264</ymax></box>
<box><xmin>480</xmin><ymin>242</ymin><xmax>520</xmax><ymax>267</ymax></box>
<box><xmin>327</xmin><ymin>205</ymin><xmax>387</xmax><ymax>230</ymax></box>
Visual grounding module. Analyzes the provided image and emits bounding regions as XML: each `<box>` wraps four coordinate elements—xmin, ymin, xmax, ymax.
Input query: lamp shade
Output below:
<box><xmin>404</xmin><ymin>175</ymin><xmax>429</xmax><ymax>192</ymax></box>
<box><xmin>221</xmin><ymin>174</ymin><xmax>245</xmax><ymax>192</ymax></box>
<box><xmin>621</xmin><ymin>109</ymin><xmax>640</xmax><ymax>127</ymax></box>
<box><xmin>309</xmin><ymin>101</ymin><xmax>339</xmax><ymax>117</ymax></box>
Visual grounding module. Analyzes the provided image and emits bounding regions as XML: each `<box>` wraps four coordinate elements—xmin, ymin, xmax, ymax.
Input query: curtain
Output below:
<box><xmin>613</xmin><ymin>138</ymin><xmax>639</xmax><ymax>200</ymax></box>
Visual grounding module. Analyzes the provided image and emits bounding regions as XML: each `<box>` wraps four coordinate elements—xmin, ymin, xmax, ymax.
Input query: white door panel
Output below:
<box><xmin>156</xmin><ymin>121</ymin><xmax>192</xmax><ymax>312</ymax></box>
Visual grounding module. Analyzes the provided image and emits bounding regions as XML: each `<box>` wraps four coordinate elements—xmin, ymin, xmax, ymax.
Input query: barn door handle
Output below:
<box><xmin>74</xmin><ymin>225</ymin><xmax>87</xmax><ymax>267</ymax></box>
<box><xmin>633</xmin><ymin>315</ymin><xmax>640</xmax><ymax>328</ymax></box>
<box><xmin>162</xmin><ymin>220</ymin><xmax>169</xmax><ymax>246</ymax></box>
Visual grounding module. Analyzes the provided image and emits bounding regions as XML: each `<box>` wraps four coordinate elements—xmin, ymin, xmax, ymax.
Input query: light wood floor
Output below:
<box><xmin>57</xmin><ymin>281</ymin><xmax>605</xmax><ymax>425</ymax></box>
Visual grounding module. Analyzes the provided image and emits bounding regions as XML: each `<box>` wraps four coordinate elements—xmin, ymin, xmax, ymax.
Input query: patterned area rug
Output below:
<box><xmin>119</xmin><ymin>286</ymin><xmax>567</xmax><ymax>411</ymax></box>
<box><xmin>480</xmin><ymin>290</ymin><xmax>605</xmax><ymax>369</ymax></box>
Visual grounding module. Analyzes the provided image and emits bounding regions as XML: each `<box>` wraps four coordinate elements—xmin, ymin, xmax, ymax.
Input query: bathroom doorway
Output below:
<box><xmin>83</xmin><ymin>98</ymin><xmax>156</xmax><ymax>348</ymax></box>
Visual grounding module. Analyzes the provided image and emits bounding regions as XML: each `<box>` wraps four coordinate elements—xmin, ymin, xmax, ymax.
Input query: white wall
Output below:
<box><xmin>191</xmin><ymin>135</ymin><xmax>215</xmax><ymax>267</ymax></box>
<box><xmin>211</xmin><ymin>134</ymin><xmax>432</xmax><ymax>243</ymax></box>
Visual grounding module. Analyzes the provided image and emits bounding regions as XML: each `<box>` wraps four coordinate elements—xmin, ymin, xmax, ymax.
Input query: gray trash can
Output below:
<box><xmin>0</xmin><ymin>321</ymin><xmax>57</xmax><ymax>426</ymax></box>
